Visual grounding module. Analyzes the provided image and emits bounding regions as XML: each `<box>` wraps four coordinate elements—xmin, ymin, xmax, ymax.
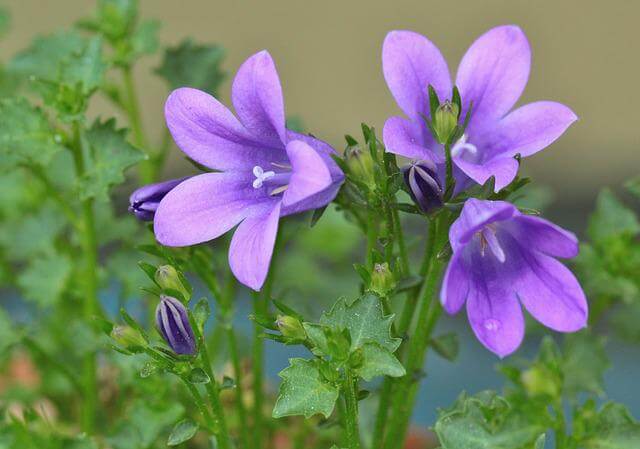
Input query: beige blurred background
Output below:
<box><xmin>2</xmin><ymin>0</ymin><xmax>639</xmax><ymax>206</ymax></box>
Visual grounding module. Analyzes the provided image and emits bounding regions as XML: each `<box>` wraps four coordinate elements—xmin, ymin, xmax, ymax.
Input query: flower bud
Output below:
<box><xmin>433</xmin><ymin>100</ymin><xmax>459</xmax><ymax>144</ymax></box>
<box><xmin>155</xmin><ymin>295</ymin><xmax>197</xmax><ymax>355</ymax></box>
<box><xmin>111</xmin><ymin>325</ymin><xmax>147</xmax><ymax>351</ymax></box>
<box><xmin>275</xmin><ymin>315</ymin><xmax>306</xmax><ymax>340</ymax></box>
<box><xmin>370</xmin><ymin>262</ymin><xmax>396</xmax><ymax>296</ymax></box>
<box><xmin>521</xmin><ymin>366</ymin><xmax>561</xmax><ymax>398</ymax></box>
<box><xmin>155</xmin><ymin>265</ymin><xmax>190</xmax><ymax>301</ymax></box>
<box><xmin>128</xmin><ymin>177</ymin><xmax>186</xmax><ymax>221</ymax></box>
<box><xmin>345</xmin><ymin>145</ymin><xmax>375</xmax><ymax>188</ymax></box>
<box><xmin>402</xmin><ymin>161</ymin><xmax>443</xmax><ymax>214</ymax></box>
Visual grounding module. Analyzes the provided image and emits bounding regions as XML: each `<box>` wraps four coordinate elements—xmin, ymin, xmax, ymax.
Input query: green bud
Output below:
<box><xmin>521</xmin><ymin>366</ymin><xmax>561</xmax><ymax>398</ymax></box>
<box><xmin>370</xmin><ymin>263</ymin><xmax>396</xmax><ymax>296</ymax></box>
<box><xmin>275</xmin><ymin>315</ymin><xmax>306</xmax><ymax>340</ymax></box>
<box><xmin>433</xmin><ymin>100</ymin><xmax>459</xmax><ymax>144</ymax></box>
<box><xmin>345</xmin><ymin>144</ymin><xmax>376</xmax><ymax>188</ymax></box>
<box><xmin>155</xmin><ymin>265</ymin><xmax>190</xmax><ymax>301</ymax></box>
<box><xmin>349</xmin><ymin>347</ymin><xmax>365</xmax><ymax>370</ymax></box>
<box><xmin>111</xmin><ymin>325</ymin><xmax>147</xmax><ymax>351</ymax></box>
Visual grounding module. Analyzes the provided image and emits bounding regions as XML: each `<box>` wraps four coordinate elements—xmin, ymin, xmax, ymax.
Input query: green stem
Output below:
<box><xmin>382</xmin><ymin>217</ymin><xmax>448</xmax><ymax>449</ymax></box>
<box><xmin>23</xmin><ymin>337</ymin><xmax>82</xmax><ymax>391</ymax></box>
<box><xmin>252</xmin><ymin>282</ymin><xmax>271</xmax><ymax>449</ymax></box>
<box><xmin>554</xmin><ymin>400</ymin><xmax>567</xmax><ymax>449</ymax></box>
<box><xmin>71</xmin><ymin>123</ymin><xmax>100</xmax><ymax>434</ymax></box>
<box><xmin>122</xmin><ymin>67</ymin><xmax>154</xmax><ymax>183</ymax></box>
<box><xmin>26</xmin><ymin>164</ymin><xmax>79</xmax><ymax>228</ymax></box>
<box><xmin>180</xmin><ymin>377</ymin><xmax>216</xmax><ymax>432</ymax></box>
<box><xmin>343</xmin><ymin>368</ymin><xmax>361</xmax><ymax>449</ymax></box>
<box><xmin>391</xmin><ymin>207</ymin><xmax>409</xmax><ymax>275</ymax></box>
<box><xmin>366</xmin><ymin>207</ymin><xmax>378</xmax><ymax>268</ymax></box>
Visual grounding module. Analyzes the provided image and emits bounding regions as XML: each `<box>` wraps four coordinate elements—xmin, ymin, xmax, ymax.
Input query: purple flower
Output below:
<box><xmin>382</xmin><ymin>26</ymin><xmax>577</xmax><ymax>192</ymax></box>
<box><xmin>153</xmin><ymin>51</ymin><xmax>344</xmax><ymax>290</ymax></box>
<box><xmin>156</xmin><ymin>295</ymin><xmax>196</xmax><ymax>355</ymax></box>
<box><xmin>440</xmin><ymin>199</ymin><xmax>588</xmax><ymax>357</ymax></box>
<box><xmin>129</xmin><ymin>178</ymin><xmax>186</xmax><ymax>221</ymax></box>
<box><xmin>402</xmin><ymin>160</ymin><xmax>443</xmax><ymax>213</ymax></box>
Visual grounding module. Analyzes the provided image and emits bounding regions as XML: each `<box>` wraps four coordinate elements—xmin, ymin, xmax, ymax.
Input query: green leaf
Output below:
<box><xmin>108</xmin><ymin>400</ymin><xmax>184</xmax><ymax>449</ymax></box>
<box><xmin>573</xmin><ymin>400</ymin><xmax>640</xmax><ymax>449</ymax></box>
<box><xmin>0</xmin><ymin>98</ymin><xmax>65</xmax><ymax>171</ymax></box>
<box><xmin>77</xmin><ymin>118</ymin><xmax>145</xmax><ymax>199</ymax></box>
<box><xmin>303</xmin><ymin>323</ymin><xmax>331</xmax><ymax>355</ymax></box>
<box><xmin>626</xmin><ymin>176</ymin><xmax>640</xmax><ymax>198</ymax></box>
<box><xmin>193</xmin><ymin>298</ymin><xmax>211</xmax><ymax>331</ymax></box>
<box><xmin>430</xmin><ymin>332</ymin><xmax>459</xmax><ymax>362</ymax></box>
<box><xmin>187</xmin><ymin>368</ymin><xmax>210</xmax><ymax>384</ymax></box>
<box><xmin>272</xmin><ymin>358</ymin><xmax>339</xmax><ymax>419</ymax></box>
<box><xmin>354</xmin><ymin>342</ymin><xmax>405</xmax><ymax>381</ymax></box>
<box><xmin>320</xmin><ymin>293</ymin><xmax>401</xmax><ymax>352</ymax></box>
<box><xmin>587</xmin><ymin>189</ymin><xmax>640</xmax><ymax>243</ymax></box>
<box><xmin>155</xmin><ymin>39</ymin><xmax>226</xmax><ymax>94</ymax></box>
<box><xmin>435</xmin><ymin>391</ymin><xmax>549</xmax><ymax>449</ymax></box>
<box><xmin>561</xmin><ymin>331</ymin><xmax>609</xmax><ymax>398</ymax></box>
<box><xmin>167</xmin><ymin>419</ymin><xmax>199</xmax><ymax>446</ymax></box>
<box><xmin>58</xmin><ymin>36</ymin><xmax>106</xmax><ymax>95</ymax></box>
<box><xmin>17</xmin><ymin>253</ymin><xmax>72</xmax><ymax>307</ymax></box>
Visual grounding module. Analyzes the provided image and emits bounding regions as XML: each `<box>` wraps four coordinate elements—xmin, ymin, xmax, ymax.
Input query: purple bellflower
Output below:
<box><xmin>156</xmin><ymin>295</ymin><xmax>196</xmax><ymax>355</ymax></box>
<box><xmin>382</xmin><ymin>25</ymin><xmax>577</xmax><ymax>192</ymax></box>
<box><xmin>441</xmin><ymin>199</ymin><xmax>588</xmax><ymax>357</ymax></box>
<box><xmin>153</xmin><ymin>51</ymin><xmax>344</xmax><ymax>291</ymax></box>
<box><xmin>129</xmin><ymin>177</ymin><xmax>186</xmax><ymax>221</ymax></box>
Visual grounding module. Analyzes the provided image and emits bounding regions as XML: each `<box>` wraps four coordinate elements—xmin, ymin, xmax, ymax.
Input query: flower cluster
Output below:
<box><xmin>130</xmin><ymin>25</ymin><xmax>586</xmax><ymax>357</ymax></box>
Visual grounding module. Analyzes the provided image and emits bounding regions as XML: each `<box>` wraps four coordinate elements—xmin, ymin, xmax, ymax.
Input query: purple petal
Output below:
<box><xmin>154</xmin><ymin>172</ymin><xmax>274</xmax><ymax>246</ymax></box>
<box><xmin>282</xmin><ymin>140</ymin><xmax>333</xmax><ymax>208</ymax></box>
<box><xmin>466</xmin><ymin>249</ymin><xmax>525</xmax><ymax>358</ymax></box>
<box><xmin>229</xmin><ymin>202</ymin><xmax>281</xmax><ymax>291</ymax></box>
<box><xmin>453</xmin><ymin>155</ymin><xmax>520</xmax><ymax>192</ymax></box>
<box><xmin>286</xmin><ymin>130</ymin><xmax>344</xmax><ymax>183</ymax></box>
<box><xmin>232</xmin><ymin>50</ymin><xmax>286</xmax><ymax>145</ymax></box>
<box><xmin>382</xmin><ymin>30</ymin><xmax>452</xmax><ymax>122</ymax></box>
<box><xmin>165</xmin><ymin>88</ymin><xmax>286</xmax><ymax>171</ymax></box>
<box><xmin>515</xmin><ymin>249</ymin><xmax>588</xmax><ymax>332</ymax></box>
<box><xmin>383</xmin><ymin>116</ymin><xmax>443</xmax><ymax>163</ymax></box>
<box><xmin>440</xmin><ymin>252</ymin><xmax>470</xmax><ymax>314</ymax></box>
<box><xmin>455</xmin><ymin>25</ymin><xmax>531</xmax><ymax>132</ymax></box>
<box><xmin>480</xmin><ymin>101</ymin><xmax>578</xmax><ymax>159</ymax></box>
<box><xmin>449</xmin><ymin>199</ymin><xmax>517</xmax><ymax>252</ymax></box>
<box><xmin>507</xmin><ymin>215</ymin><xmax>579</xmax><ymax>258</ymax></box>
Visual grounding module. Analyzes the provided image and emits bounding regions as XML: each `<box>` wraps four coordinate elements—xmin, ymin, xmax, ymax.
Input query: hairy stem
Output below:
<box><xmin>343</xmin><ymin>368</ymin><xmax>361</xmax><ymax>449</ymax></box>
<box><xmin>252</xmin><ymin>282</ymin><xmax>271</xmax><ymax>449</ymax></box>
<box><xmin>180</xmin><ymin>377</ymin><xmax>215</xmax><ymax>432</ymax></box>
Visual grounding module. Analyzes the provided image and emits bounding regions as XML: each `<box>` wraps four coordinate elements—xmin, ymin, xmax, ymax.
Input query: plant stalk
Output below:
<box><xmin>343</xmin><ymin>368</ymin><xmax>361</xmax><ymax>449</ymax></box>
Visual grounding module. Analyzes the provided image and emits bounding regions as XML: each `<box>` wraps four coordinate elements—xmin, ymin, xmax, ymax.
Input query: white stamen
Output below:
<box><xmin>479</xmin><ymin>227</ymin><xmax>506</xmax><ymax>263</ymax></box>
<box><xmin>252</xmin><ymin>165</ymin><xmax>275</xmax><ymax>189</ymax></box>
<box><xmin>451</xmin><ymin>134</ymin><xmax>478</xmax><ymax>158</ymax></box>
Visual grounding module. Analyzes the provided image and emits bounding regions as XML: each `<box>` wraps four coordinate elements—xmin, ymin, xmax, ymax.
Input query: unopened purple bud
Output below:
<box><xmin>402</xmin><ymin>161</ymin><xmax>443</xmax><ymax>214</ymax></box>
<box><xmin>155</xmin><ymin>295</ymin><xmax>196</xmax><ymax>355</ymax></box>
<box><xmin>128</xmin><ymin>177</ymin><xmax>186</xmax><ymax>221</ymax></box>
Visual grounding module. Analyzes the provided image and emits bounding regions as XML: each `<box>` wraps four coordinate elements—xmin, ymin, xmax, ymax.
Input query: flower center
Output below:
<box><xmin>252</xmin><ymin>164</ymin><xmax>292</xmax><ymax>196</ymax></box>
<box><xmin>451</xmin><ymin>134</ymin><xmax>478</xmax><ymax>159</ymax></box>
<box><xmin>477</xmin><ymin>225</ymin><xmax>506</xmax><ymax>263</ymax></box>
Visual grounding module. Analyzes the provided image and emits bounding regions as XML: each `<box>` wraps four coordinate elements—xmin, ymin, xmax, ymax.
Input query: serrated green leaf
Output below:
<box><xmin>17</xmin><ymin>253</ymin><xmax>72</xmax><ymax>307</ymax></box>
<box><xmin>167</xmin><ymin>419</ymin><xmax>198</xmax><ymax>446</ymax></box>
<box><xmin>355</xmin><ymin>342</ymin><xmax>405</xmax><ymax>381</ymax></box>
<box><xmin>573</xmin><ymin>400</ymin><xmax>640</xmax><ymax>449</ymax></box>
<box><xmin>77</xmin><ymin>118</ymin><xmax>145</xmax><ymax>199</ymax></box>
<box><xmin>155</xmin><ymin>39</ymin><xmax>225</xmax><ymax>94</ymax></box>
<box><xmin>430</xmin><ymin>332</ymin><xmax>459</xmax><ymax>362</ymax></box>
<box><xmin>626</xmin><ymin>176</ymin><xmax>640</xmax><ymax>198</ymax></box>
<box><xmin>562</xmin><ymin>332</ymin><xmax>609</xmax><ymax>398</ymax></box>
<box><xmin>272</xmin><ymin>358</ymin><xmax>339</xmax><ymax>419</ymax></box>
<box><xmin>587</xmin><ymin>189</ymin><xmax>640</xmax><ymax>243</ymax></box>
<box><xmin>320</xmin><ymin>293</ymin><xmax>400</xmax><ymax>352</ymax></box>
<box><xmin>58</xmin><ymin>36</ymin><xmax>106</xmax><ymax>95</ymax></box>
<box><xmin>303</xmin><ymin>323</ymin><xmax>331</xmax><ymax>355</ymax></box>
<box><xmin>0</xmin><ymin>98</ymin><xmax>65</xmax><ymax>171</ymax></box>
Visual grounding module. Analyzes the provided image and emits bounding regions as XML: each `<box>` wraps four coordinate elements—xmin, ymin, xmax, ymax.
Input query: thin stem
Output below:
<box><xmin>554</xmin><ymin>400</ymin><xmax>567</xmax><ymax>449</ymax></box>
<box><xmin>122</xmin><ymin>67</ymin><xmax>154</xmax><ymax>183</ymax></box>
<box><xmin>366</xmin><ymin>207</ymin><xmax>378</xmax><ymax>268</ymax></box>
<box><xmin>180</xmin><ymin>377</ymin><xmax>215</xmax><ymax>432</ymax></box>
<box><xmin>23</xmin><ymin>337</ymin><xmax>82</xmax><ymax>391</ymax></box>
<box><xmin>343</xmin><ymin>368</ymin><xmax>361</xmax><ymax>449</ymax></box>
<box><xmin>252</xmin><ymin>281</ymin><xmax>271</xmax><ymax>449</ymax></box>
<box><xmin>444</xmin><ymin>142</ymin><xmax>454</xmax><ymax>197</ymax></box>
<box><xmin>382</xmin><ymin>216</ymin><xmax>449</xmax><ymax>449</ymax></box>
<box><xmin>391</xmin><ymin>207</ymin><xmax>409</xmax><ymax>276</ymax></box>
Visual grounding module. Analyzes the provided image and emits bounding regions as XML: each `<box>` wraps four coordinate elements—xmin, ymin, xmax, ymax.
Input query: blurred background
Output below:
<box><xmin>1</xmin><ymin>0</ymin><xmax>639</xmax><ymax>437</ymax></box>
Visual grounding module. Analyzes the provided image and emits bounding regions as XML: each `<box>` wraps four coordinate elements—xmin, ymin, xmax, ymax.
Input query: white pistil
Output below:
<box><xmin>252</xmin><ymin>165</ymin><xmax>275</xmax><ymax>189</ymax></box>
<box><xmin>479</xmin><ymin>226</ymin><xmax>506</xmax><ymax>263</ymax></box>
<box><xmin>451</xmin><ymin>134</ymin><xmax>478</xmax><ymax>159</ymax></box>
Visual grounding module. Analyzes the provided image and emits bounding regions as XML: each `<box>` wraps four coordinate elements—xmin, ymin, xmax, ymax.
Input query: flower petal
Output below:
<box><xmin>282</xmin><ymin>140</ymin><xmax>333</xmax><ymax>208</ymax></box>
<box><xmin>513</xmin><ymin>244</ymin><xmax>588</xmax><ymax>332</ymax></box>
<box><xmin>383</xmin><ymin>116</ymin><xmax>443</xmax><ymax>163</ymax></box>
<box><xmin>508</xmin><ymin>215</ymin><xmax>579</xmax><ymax>258</ymax></box>
<box><xmin>453</xmin><ymin>155</ymin><xmax>520</xmax><ymax>192</ymax></box>
<box><xmin>440</xmin><ymin>252</ymin><xmax>470</xmax><ymax>314</ymax></box>
<box><xmin>382</xmin><ymin>30</ymin><xmax>452</xmax><ymax>122</ymax></box>
<box><xmin>286</xmin><ymin>130</ymin><xmax>344</xmax><ymax>183</ymax></box>
<box><xmin>466</xmin><ymin>250</ymin><xmax>525</xmax><ymax>358</ymax></box>
<box><xmin>165</xmin><ymin>88</ymin><xmax>286</xmax><ymax>171</ymax></box>
<box><xmin>481</xmin><ymin>101</ymin><xmax>578</xmax><ymax>159</ymax></box>
<box><xmin>456</xmin><ymin>25</ymin><xmax>531</xmax><ymax>132</ymax></box>
<box><xmin>229</xmin><ymin>202</ymin><xmax>281</xmax><ymax>291</ymax></box>
<box><xmin>232</xmin><ymin>50</ymin><xmax>286</xmax><ymax>145</ymax></box>
<box><xmin>449</xmin><ymin>199</ymin><xmax>517</xmax><ymax>251</ymax></box>
<box><xmin>154</xmin><ymin>172</ymin><xmax>272</xmax><ymax>246</ymax></box>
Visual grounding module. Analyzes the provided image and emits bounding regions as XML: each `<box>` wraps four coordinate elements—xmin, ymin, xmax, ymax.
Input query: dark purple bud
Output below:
<box><xmin>155</xmin><ymin>295</ymin><xmax>197</xmax><ymax>355</ymax></box>
<box><xmin>402</xmin><ymin>161</ymin><xmax>444</xmax><ymax>214</ymax></box>
<box><xmin>128</xmin><ymin>177</ymin><xmax>186</xmax><ymax>221</ymax></box>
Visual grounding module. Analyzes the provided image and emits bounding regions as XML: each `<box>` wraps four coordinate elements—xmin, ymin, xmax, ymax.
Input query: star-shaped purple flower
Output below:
<box><xmin>441</xmin><ymin>199</ymin><xmax>588</xmax><ymax>357</ymax></box>
<box><xmin>382</xmin><ymin>25</ymin><xmax>577</xmax><ymax>192</ymax></box>
<box><xmin>153</xmin><ymin>51</ymin><xmax>344</xmax><ymax>291</ymax></box>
